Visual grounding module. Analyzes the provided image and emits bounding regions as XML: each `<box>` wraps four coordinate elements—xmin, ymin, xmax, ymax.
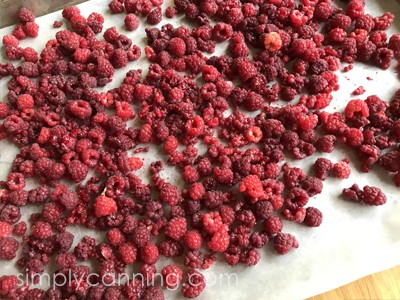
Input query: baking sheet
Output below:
<box><xmin>0</xmin><ymin>1</ymin><xmax>399</xmax><ymax>299</ymax></box>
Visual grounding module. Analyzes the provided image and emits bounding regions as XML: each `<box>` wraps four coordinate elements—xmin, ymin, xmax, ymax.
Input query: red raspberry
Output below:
<box><xmin>168</xmin><ymin>37</ymin><xmax>186</xmax><ymax>57</ymax></box>
<box><xmin>118</xmin><ymin>243</ymin><xmax>137</xmax><ymax>264</ymax></box>
<box><xmin>96</xmin><ymin>56</ymin><xmax>115</xmax><ymax>79</ymax></box>
<box><xmin>139</xmin><ymin>124</ymin><xmax>153</xmax><ymax>143</ymax></box>
<box><xmin>161</xmin><ymin>265</ymin><xmax>183</xmax><ymax>289</ymax></box>
<box><xmin>166</xmin><ymin>7</ymin><xmax>177</xmax><ymax>18</ymax></box>
<box><xmin>202</xmin><ymin>211</ymin><xmax>223</xmax><ymax>234</ymax></box>
<box><xmin>94</xmin><ymin>195</ymin><xmax>118</xmax><ymax>217</ymax></box>
<box><xmin>12</xmin><ymin>24</ymin><xmax>26</xmax><ymax>40</ymax></box>
<box><xmin>18</xmin><ymin>7</ymin><xmax>35</xmax><ymax>23</ymax></box>
<box><xmin>132</xmin><ymin>226</ymin><xmax>151</xmax><ymax>248</ymax></box>
<box><xmin>2</xmin><ymin>35</ymin><xmax>19</xmax><ymax>47</ymax></box>
<box><xmin>304</xmin><ymin>207</ymin><xmax>323</xmax><ymax>227</ymax></box>
<box><xmin>164</xmin><ymin>136</ymin><xmax>178</xmax><ymax>154</ymax></box>
<box><xmin>361</xmin><ymin>186</ymin><xmax>387</xmax><ymax>206</ymax></box>
<box><xmin>87</xmin><ymin>12</ymin><xmax>104</xmax><ymax>34</ymax></box>
<box><xmin>109</xmin><ymin>0</ymin><xmax>124</xmax><ymax>14</ymax></box>
<box><xmin>74</xmin><ymin>48</ymin><xmax>91</xmax><ymax>63</ymax></box>
<box><xmin>239</xmin><ymin>175</ymin><xmax>265</xmax><ymax>199</ymax></box>
<box><xmin>160</xmin><ymin>184</ymin><xmax>180</xmax><ymax>206</ymax></box>
<box><xmin>12</xmin><ymin>221</ymin><xmax>27</xmax><ymax>236</ymax></box>
<box><xmin>332</xmin><ymin>161</ymin><xmax>351</xmax><ymax>179</ymax></box>
<box><xmin>246</xmin><ymin>126</ymin><xmax>263</xmax><ymax>143</ymax></box>
<box><xmin>31</xmin><ymin>221</ymin><xmax>52</xmax><ymax>239</ymax></box>
<box><xmin>344</xmin><ymin>99</ymin><xmax>369</xmax><ymax>118</ymax></box>
<box><xmin>0</xmin><ymin>222</ymin><xmax>11</xmax><ymax>238</ymax></box>
<box><xmin>184</xmin><ymin>230</ymin><xmax>203</xmax><ymax>250</ymax></box>
<box><xmin>7</xmin><ymin>173</ymin><xmax>25</xmax><ymax>191</ymax></box>
<box><xmin>128</xmin><ymin>157</ymin><xmax>143</xmax><ymax>171</ymax></box>
<box><xmin>140</xmin><ymin>242</ymin><xmax>159</xmax><ymax>264</ymax></box>
<box><xmin>263</xmin><ymin>216</ymin><xmax>283</xmax><ymax>235</ymax></box>
<box><xmin>17</xmin><ymin>94</ymin><xmax>34</xmax><ymax>109</ymax></box>
<box><xmin>274</xmin><ymin>233</ymin><xmax>299</xmax><ymax>255</ymax></box>
<box><xmin>62</xmin><ymin>6</ymin><xmax>80</xmax><ymax>20</ymax></box>
<box><xmin>0</xmin><ymin>275</ymin><xmax>18</xmax><ymax>296</ymax></box>
<box><xmin>147</xmin><ymin>7</ymin><xmax>162</xmax><ymax>24</ymax></box>
<box><xmin>23</xmin><ymin>22</ymin><xmax>39</xmax><ymax>37</ymax></box>
<box><xmin>165</xmin><ymin>217</ymin><xmax>187</xmax><ymax>241</ymax></box>
<box><xmin>53</xmin><ymin>21</ymin><xmax>63</xmax><ymax>28</ymax></box>
<box><xmin>207</xmin><ymin>224</ymin><xmax>230</xmax><ymax>252</ymax></box>
<box><xmin>107</xmin><ymin>228</ymin><xmax>126</xmax><ymax>247</ymax></box>
<box><xmin>291</xmin><ymin>39</ymin><xmax>319</xmax><ymax>62</ymax></box>
<box><xmin>181</xmin><ymin>269</ymin><xmax>206</xmax><ymax>298</ymax></box>
<box><xmin>314</xmin><ymin>157</ymin><xmax>334</xmax><ymax>180</ymax></box>
<box><xmin>182</xmin><ymin>166</ymin><xmax>200</xmax><ymax>183</ymax></box>
<box><xmin>67</xmin><ymin>160</ymin><xmax>89</xmax><ymax>182</ymax></box>
<box><xmin>0</xmin><ymin>237</ymin><xmax>19</xmax><ymax>259</ymax></box>
<box><xmin>283</xmin><ymin>208</ymin><xmax>306</xmax><ymax>223</ymax></box>
<box><xmin>0</xmin><ymin>103</ymin><xmax>9</xmax><ymax>119</ymax></box>
<box><xmin>23</xmin><ymin>47</ymin><xmax>38</xmax><ymax>63</ymax></box>
<box><xmin>188</xmin><ymin>182</ymin><xmax>205</xmax><ymax>201</ymax></box>
<box><xmin>125</xmin><ymin>14</ymin><xmax>140</xmax><ymax>31</ymax></box>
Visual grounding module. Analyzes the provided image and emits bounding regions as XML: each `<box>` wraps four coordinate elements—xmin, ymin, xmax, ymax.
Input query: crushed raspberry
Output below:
<box><xmin>94</xmin><ymin>195</ymin><xmax>117</xmax><ymax>217</ymax></box>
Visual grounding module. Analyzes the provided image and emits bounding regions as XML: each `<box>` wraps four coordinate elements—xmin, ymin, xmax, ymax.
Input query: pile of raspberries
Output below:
<box><xmin>0</xmin><ymin>0</ymin><xmax>397</xmax><ymax>298</ymax></box>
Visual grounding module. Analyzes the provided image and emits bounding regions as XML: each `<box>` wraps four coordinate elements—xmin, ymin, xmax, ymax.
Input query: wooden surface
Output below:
<box><xmin>308</xmin><ymin>265</ymin><xmax>400</xmax><ymax>300</ymax></box>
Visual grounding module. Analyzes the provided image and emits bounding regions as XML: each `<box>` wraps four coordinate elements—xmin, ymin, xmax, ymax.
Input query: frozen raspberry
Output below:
<box><xmin>87</xmin><ymin>12</ymin><xmax>104</xmax><ymax>34</ymax></box>
<box><xmin>304</xmin><ymin>207</ymin><xmax>323</xmax><ymax>227</ymax></box>
<box><xmin>132</xmin><ymin>226</ymin><xmax>151</xmax><ymax>248</ymax></box>
<box><xmin>96</xmin><ymin>56</ymin><xmax>115</xmax><ymax>79</ymax></box>
<box><xmin>181</xmin><ymin>269</ymin><xmax>206</xmax><ymax>298</ymax></box>
<box><xmin>160</xmin><ymin>184</ymin><xmax>180</xmax><ymax>206</ymax></box>
<box><xmin>18</xmin><ymin>7</ymin><xmax>35</xmax><ymax>23</ymax></box>
<box><xmin>345</xmin><ymin>99</ymin><xmax>369</xmax><ymax>119</ymax></box>
<box><xmin>314</xmin><ymin>157</ymin><xmax>334</xmax><ymax>180</ymax></box>
<box><xmin>285</xmin><ymin>188</ymin><xmax>309</xmax><ymax>210</ymax></box>
<box><xmin>12</xmin><ymin>221</ymin><xmax>26</xmax><ymax>236</ymax></box>
<box><xmin>0</xmin><ymin>275</ymin><xmax>18</xmax><ymax>296</ymax></box>
<box><xmin>23</xmin><ymin>47</ymin><xmax>38</xmax><ymax>63</ymax></box>
<box><xmin>165</xmin><ymin>217</ymin><xmax>187</xmax><ymax>241</ymax></box>
<box><xmin>2</xmin><ymin>35</ymin><xmax>19</xmax><ymax>47</ymax></box>
<box><xmin>107</xmin><ymin>228</ymin><xmax>126</xmax><ymax>247</ymax></box>
<box><xmin>67</xmin><ymin>160</ymin><xmax>89</xmax><ymax>182</ymax></box>
<box><xmin>301</xmin><ymin>177</ymin><xmax>323</xmax><ymax>197</ymax></box>
<box><xmin>274</xmin><ymin>233</ymin><xmax>299</xmax><ymax>255</ymax></box>
<box><xmin>374</xmin><ymin>12</ymin><xmax>394</xmax><ymax>31</ymax></box>
<box><xmin>31</xmin><ymin>221</ymin><xmax>52</xmax><ymax>239</ymax></box>
<box><xmin>207</xmin><ymin>224</ymin><xmax>229</xmax><ymax>252</ymax></box>
<box><xmin>361</xmin><ymin>186</ymin><xmax>387</xmax><ymax>206</ymax></box>
<box><xmin>239</xmin><ymin>175</ymin><xmax>265</xmax><ymax>199</ymax></box>
<box><xmin>7</xmin><ymin>173</ymin><xmax>25</xmax><ymax>191</ymax></box>
<box><xmin>202</xmin><ymin>211</ymin><xmax>223</xmax><ymax>234</ymax></box>
<box><xmin>94</xmin><ymin>195</ymin><xmax>118</xmax><ymax>217</ymax></box>
<box><xmin>147</xmin><ymin>7</ymin><xmax>162</xmax><ymax>24</ymax></box>
<box><xmin>125</xmin><ymin>14</ymin><xmax>139</xmax><ymax>31</ymax></box>
<box><xmin>140</xmin><ymin>243</ymin><xmax>159</xmax><ymax>264</ymax></box>
<box><xmin>0</xmin><ymin>237</ymin><xmax>18</xmax><ymax>259</ymax></box>
<box><xmin>12</xmin><ymin>24</ymin><xmax>26</xmax><ymax>40</ymax></box>
<box><xmin>0</xmin><ymin>103</ymin><xmax>9</xmax><ymax>119</ymax></box>
<box><xmin>169</xmin><ymin>37</ymin><xmax>187</xmax><ymax>57</ymax></box>
<box><xmin>234</xmin><ymin>57</ymin><xmax>257</xmax><ymax>82</ymax></box>
<box><xmin>184</xmin><ymin>230</ymin><xmax>203</xmax><ymax>250</ymax></box>
<box><xmin>53</xmin><ymin>21</ymin><xmax>63</xmax><ymax>28</ymax></box>
<box><xmin>56</xmin><ymin>30</ymin><xmax>81</xmax><ymax>52</ymax></box>
<box><xmin>291</xmin><ymin>39</ymin><xmax>319</xmax><ymax>63</ymax></box>
<box><xmin>17</xmin><ymin>94</ymin><xmax>34</xmax><ymax>109</ymax></box>
<box><xmin>23</xmin><ymin>22</ymin><xmax>39</xmax><ymax>37</ymax></box>
<box><xmin>142</xmin><ymin>286</ymin><xmax>164</xmax><ymax>300</ymax></box>
<box><xmin>264</xmin><ymin>32</ymin><xmax>282</xmax><ymax>52</ymax></box>
<box><xmin>161</xmin><ymin>265</ymin><xmax>183</xmax><ymax>289</ymax></box>
<box><xmin>118</xmin><ymin>243</ymin><xmax>137</xmax><ymax>264</ymax></box>
<box><xmin>0</xmin><ymin>222</ymin><xmax>11</xmax><ymax>238</ymax></box>
<box><xmin>62</xmin><ymin>6</ymin><xmax>80</xmax><ymax>20</ymax></box>
<box><xmin>332</xmin><ymin>161</ymin><xmax>351</xmax><ymax>179</ymax></box>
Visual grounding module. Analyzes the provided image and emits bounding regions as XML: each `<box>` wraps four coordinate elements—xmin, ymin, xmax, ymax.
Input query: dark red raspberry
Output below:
<box><xmin>125</xmin><ymin>14</ymin><xmax>140</xmax><ymax>31</ymax></box>
<box><xmin>0</xmin><ymin>237</ymin><xmax>19</xmax><ymax>259</ymax></box>
<box><xmin>165</xmin><ymin>217</ymin><xmax>187</xmax><ymax>241</ymax></box>
<box><xmin>361</xmin><ymin>186</ymin><xmax>387</xmax><ymax>206</ymax></box>
<box><xmin>31</xmin><ymin>221</ymin><xmax>52</xmax><ymax>239</ymax></box>
<box><xmin>140</xmin><ymin>242</ymin><xmax>159</xmax><ymax>264</ymax></box>
<box><xmin>274</xmin><ymin>233</ymin><xmax>299</xmax><ymax>255</ymax></box>
<box><xmin>181</xmin><ymin>269</ymin><xmax>206</xmax><ymax>298</ymax></box>
<box><xmin>160</xmin><ymin>184</ymin><xmax>180</xmax><ymax>206</ymax></box>
<box><xmin>304</xmin><ymin>207</ymin><xmax>323</xmax><ymax>227</ymax></box>
<box><xmin>314</xmin><ymin>158</ymin><xmax>334</xmax><ymax>180</ymax></box>
<box><xmin>67</xmin><ymin>159</ymin><xmax>89</xmax><ymax>182</ymax></box>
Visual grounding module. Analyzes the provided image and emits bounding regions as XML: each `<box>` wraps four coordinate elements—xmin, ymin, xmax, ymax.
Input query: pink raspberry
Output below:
<box><xmin>2</xmin><ymin>35</ymin><xmax>19</xmax><ymax>47</ymax></box>
<box><xmin>264</xmin><ymin>32</ymin><xmax>282</xmax><ymax>52</ymax></box>
<box><xmin>188</xmin><ymin>182</ymin><xmax>205</xmax><ymax>201</ymax></box>
<box><xmin>107</xmin><ymin>228</ymin><xmax>126</xmax><ymax>247</ymax></box>
<box><xmin>62</xmin><ymin>6</ymin><xmax>80</xmax><ymax>20</ymax></box>
<box><xmin>344</xmin><ymin>99</ymin><xmax>369</xmax><ymax>118</ymax></box>
<box><xmin>0</xmin><ymin>222</ymin><xmax>11</xmax><ymax>238</ymax></box>
<box><xmin>18</xmin><ymin>7</ymin><xmax>35</xmax><ymax>23</ymax></box>
<box><xmin>94</xmin><ymin>195</ymin><xmax>118</xmax><ymax>217</ymax></box>
<box><xmin>165</xmin><ymin>217</ymin><xmax>187</xmax><ymax>241</ymax></box>
<box><xmin>23</xmin><ymin>47</ymin><xmax>38</xmax><ymax>63</ymax></box>
<box><xmin>0</xmin><ymin>275</ymin><xmax>18</xmax><ymax>296</ymax></box>
<box><xmin>274</xmin><ymin>233</ymin><xmax>299</xmax><ymax>255</ymax></box>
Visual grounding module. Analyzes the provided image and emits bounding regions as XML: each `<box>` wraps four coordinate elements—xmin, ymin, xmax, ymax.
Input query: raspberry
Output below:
<box><xmin>207</xmin><ymin>224</ymin><xmax>229</xmax><ymax>252</ymax></box>
<box><xmin>202</xmin><ymin>211</ymin><xmax>223</xmax><ymax>234</ymax></box>
<box><xmin>23</xmin><ymin>47</ymin><xmax>38</xmax><ymax>63</ymax></box>
<box><xmin>169</xmin><ymin>37</ymin><xmax>187</xmax><ymax>57</ymax></box>
<box><xmin>234</xmin><ymin>57</ymin><xmax>257</xmax><ymax>82</ymax></box>
<box><xmin>9</xmin><ymin>190</ymin><xmax>28</xmax><ymax>206</ymax></box>
<box><xmin>184</xmin><ymin>230</ymin><xmax>203</xmax><ymax>250</ymax></box>
<box><xmin>107</xmin><ymin>228</ymin><xmax>126</xmax><ymax>246</ymax></box>
<box><xmin>147</xmin><ymin>7</ymin><xmax>162</xmax><ymax>24</ymax></box>
<box><xmin>140</xmin><ymin>242</ymin><xmax>159</xmax><ymax>264</ymax></box>
<box><xmin>2</xmin><ymin>35</ymin><xmax>19</xmax><ymax>47</ymax></box>
<box><xmin>0</xmin><ymin>222</ymin><xmax>11</xmax><ymax>238</ymax></box>
<box><xmin>239</xmin><ymin>175</ymin><xmax>265</xmax><ymax>199</ymax></box>
<box><xmin>314</xmin><ymin>157</ymin><xmax>334</xmax><ymax>180</ymax></box>
<box><xmin>361</xmin><ymin>186</ymin><xmax>387</xmax><ymax>206</ymax></box>
<box><xmin>264</xmin><ymin>32</ymin><xmax>282</xmax><ymax>52</ymax></box>
<box><xmin>7</xmin><ymin>172</ymin><xmax>25</xmax><ymax>191</ymax></box>
<box><xmin>274</xmin><ymin>233</ymin><xmax>299</xmax><ymax>255</ymax></box>
<box><xmin>160</xmin><ymin>184</ymin><xmax>180</xmax><ymax>206</ymax></box>
<box><xmin>344</xmin><ymin>99</ymin><xmax>369</xmax><ymax>119</ymax></box>
<box><xmin>62</xmin><ymin>6</ymin><xmax>80</xmax><ymax>20</ymax></box>
<box><xmin>0</xmin><ymin>237</ymin><xmax>19</xmax><ymax>259</ymax></box>
<box><xmin>332</xmin><ymin>161</ymin><xmax>351</xmax><ymax>179</ymax></box>
<box><xmin>23</xmin><ymin>22</ymin><xmax>39</xmax><ymax>37</ymax></box>
<box><xmin>31</xmin><ymin>221</ymin><xmax>52</xmax><ymax>239</ymax></box>
<box><xmin>53</xmin><ymin>21</ymin><xmax>63</xmax><ymax>28</ymax></box>
<box><xmin>165</xmin><ymin>217</ymin><xmax>187</xmax><ymax>241</ymax></box>
<box><xmin>142</xmin><ymin>286</ymin><xmax>164</xmax><ymax>300</ymax></box>
<box><xmin>132</xmin><ymin>226</ymin><xmax>151</xmax><ymax>248</ymax></box>
<box><xmin>94</xmin><ymin>195</ymin><xmax>118</xmax><ymax>217</ymax></box>
<box><xmin>67</xmin><ymin>159</ymin><xmax>89</xmax><ymax>182</ymax></box>
<box><xmin>18</xmin><ymin>7</ymin><xmax>35</xmax><ymax>23</ymax></box>
<box><xmin>16</xmin><ymin>94</ymin><xmax>34</xmax><ymax>110</ymax></box>
<box><xmin>0</xmin><ymin>103</ymin><xmax>9</xmax><ymax>119</ymax></box>
<box><xmin>0</xmin><ymin>275</ymin><xmax>18</xmax><ymax>296</ymax></box>
<box><xmin>291</xmin><ymin>39</ymin><xmax>319</xmax><ymax>63</ymax></box>
<box><xmin>12</xmin><ymin>221</ymin><xmax>27</xmax><ymax>236</ymax></box>
<box><xmin>285</xmin><ymin>188</ymin><xmax>309</xmax><ymax>211</ymax></box>
<box><xmin>118</xmin><ymin>243</ymin><xmax>137</xmax><ymax>265</ymax></box>
<box><xmin>301</xmin><ymin>177</ymin><xmax>323</xmax><ymax>197</ymax></box>
<box><xmin>185</xmin><ymin>116</ymin><xmax>204</xmax><ymax>136</ymax></box>
<box><xmin>181</xmin><ymin>269</ymin><xmax>206</xmax><ymax>298</ymax></box>
<box><xmin>125</xmin><ymin>14</ymin><xmax>140</xmax><ymax>31</ymax></box>
<box><xmin>87</xmin><ymin>12</ymin><xmax>104</xmax><ymax>34</ymax></box>
<box><xmin>161</xmin><ymin>265</ymin><xmax>183</xmax><ymax>289</ymax></box>
<box><xmin>12</xmin><ymin>24</ymin><xmax>26</xmax><ymax>40</ymax></box>
<box><xmin>303</xmin><ymin>207</ymin><xmax>323</xmax><ymax>227</ymax></box>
